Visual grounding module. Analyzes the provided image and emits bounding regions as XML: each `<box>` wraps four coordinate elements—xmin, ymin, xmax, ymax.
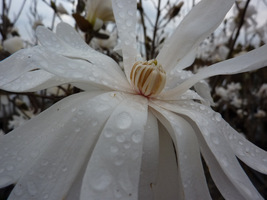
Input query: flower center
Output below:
<box><xmin>130</xmin><ymin>59</ymin><xmax>166</xmax><ymax>97</ymax></box>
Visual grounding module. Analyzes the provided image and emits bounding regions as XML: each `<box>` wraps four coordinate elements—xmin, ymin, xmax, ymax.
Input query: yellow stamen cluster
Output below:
<box><xmin>130</xmin><ymin>59</ymin><xmax>166</xmax><ymax>97</ymax></box>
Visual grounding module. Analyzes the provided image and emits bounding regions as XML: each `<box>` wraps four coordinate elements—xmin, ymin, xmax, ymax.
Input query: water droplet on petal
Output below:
<box><xmin>27</xmin><ymin>181</ymin><xmax>38</xmax><ymax>196</ymax></box>
<box><xmin>92</xmin><ymin>171</ymin><xmax>112</xmax><ymax>191</ymax></box>
<box><xmin>213</xmin><ymin>113</ymin><xmax>222</xmax><ymax>122</ymax></box>
<box><xmin>116</xmin><ymin>112</ymin><xmax>132</xmax><ymax>129</ymax></box>
<box><xmin>103</xmin><ymin>128</ymin><xmax>114</xmax><ymax>138</ymax></box>
<box><xmin>131</xmin><ymin>131</ymin><xmax>142</xmax><ymax>143</ymax></box>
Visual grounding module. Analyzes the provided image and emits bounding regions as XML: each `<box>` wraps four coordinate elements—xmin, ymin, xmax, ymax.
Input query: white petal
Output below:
<box><xmin>112</xmin><ymin>0</ymin><xmax>138</xmax><ymax>82</ymax></box>
<box><xmin>0</xmin><ymin>48</ymin><xmax>38</xmax><ymax>87</ymax></box>
<box><xmin>153</xmin><ymin>100</ymin><xmax>264</xmax><ymax>200</ymax></box>
<box><xmin>1</xmin><ymin>70</ymin><xmax>68</xmax><ymax>92</ymax></box>
<box><xmin>150</xmin><ymin>104</ymin><xmax>212</xmax><ymax>200</ymax></box>
<box><xmin>153</xmin><ymin>123</ymin><xmax>183</xmax><ymax>200</ymax></box>
<box><xmin>157</xmin><ymin>0</ymin><xmax>235</xmax><ymax>72</ymax></box>
<box><xmin>22</xmin><ymin>47</ymin><xmax>131</xmax><ymax>92</ymax></box>
<box><xmin>80</xmin><ymin>94</ymin><xmax>148</xmax><ymax>200</ymax></box>
<box><xmin>194</xmin><ymin>80</ymin><xmax>214</xmax><ymax>106</ymax></box>
<box><xmin>220</xmin><ymin>119</ymin><xmax>267</xmax><ymax>174</ymax></box>
<box><xmin>163</xmin><ymin>44</ymin><xmax>267</xmax><ymax>97</ymax></box>
<box><xmin>37</xmin><ymin>23</ymin><xmax>129</xmax><ymax>84</ymax></box>
<box><xmin>138</xmin><ymin>111</ymin><xmax>159</xmax><ymax>200</ymax></box>
<box><xmin>0</xmin><ymin>91</ymin><xmax>121</xmax><ymax>196</ymax></box>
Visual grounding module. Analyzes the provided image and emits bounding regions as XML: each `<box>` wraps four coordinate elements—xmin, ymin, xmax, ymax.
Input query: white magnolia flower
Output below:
<box><xmin>3</xmin><ymin>36</ymin><xmax>24</xmax><ymax>54</ymax></box>
<box><xmin>85</xmin><ymin>0</ymin><xmax>115</xmax><ymax>30</ymax></box>
<box><xmin>0</xmin><ymin>0</ymin><xmax>267</xmax><ymax>199</ymax></box>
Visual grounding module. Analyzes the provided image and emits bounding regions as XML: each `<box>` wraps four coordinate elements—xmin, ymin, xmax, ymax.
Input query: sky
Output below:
<box><xmin>1</xmin><ymin>0</ymin><xmax>267</xmax><ymax>43</ymax></box>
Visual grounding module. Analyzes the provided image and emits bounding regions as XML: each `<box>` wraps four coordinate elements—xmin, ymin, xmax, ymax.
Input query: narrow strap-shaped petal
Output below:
<box><xmin>3</xmin><ymin>91</ymin><xmax>123</xmax><ymax>200</ymax></box>
<box><xmin>138</xmin><ymin>111</ymin><xmax>159</xmax><ymax>200</ymax></box>
<box><xmin>153</xmin><ymin>123</ymin><xmax>184</xmax><ymax>200</ymax></box>
<box><xmin>150</xmin><ymin>104</ymin><xmax>212</xmax><ymax>200</ymax></box>
<box><xmin>13</xmin><ymin>46</ymin><xmax>131</xmax><ymax>92</ymax></box>
<box><xmin>162</xmin><ymin>44</ymin><xmax>267</xmax><ymax>98</ymax></box>
<box><xmin>37</xmin><ymin>23</ymin><xmax>128</xmax><ymax>80</ymax></box>
<box><xmin>112</xmin><ymin>0</ymin><xmax>138</xmax><ymax>82</ymax></box>
<box><xmin>157</xmin><ymin>0</ymin><xmax>235</xmax><ymax>72</ymax></box>
<box><xmin>0</xmin><ymin>91</ymin><xmax>104</xmax><ymax>188</ymax></box>
<box><xmin>1</xmin><ymin>70</ymin><xmax>68</xmax><ymax>92</ymax></box>
<box><xmin>0</xmin><ymin>48</ymin><xmax>39</xmax><ymax>86</ymax></box>
<box><xmin>219</xmin><ymin>118</ymin><xmax>267</xmax><ymax>174</ymax></box>
<box><xmin>80</xmin><ymin>94</ymin><xmax>148</xmax><ymax>200</ymax></box>
<box><xmin>153</xmin><ymin>100</ymin><xmax>264</xmax><ymax>200</ymax></box>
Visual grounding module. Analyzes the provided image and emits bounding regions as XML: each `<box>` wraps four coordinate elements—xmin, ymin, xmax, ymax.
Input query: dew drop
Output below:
<box><xmin>211</xmin><ymin>135</ymin><xmax>220</xmax><ymax>145</ymax></box>
<box><xmin>6</xmin><ymin>165</ymin><xmax>14</xmax><ymax>171</ymax></box>
<box><xmin>95</xmin><ymin>104</ymin><xmax>110</xmax><ymax>113</ymax></box>
<box><xmin>116</xmin><ymin>133</ymin><xmax>126</xmax><ymax>143</ymax></box>
<box><xmin>116</xmin><ymin>112</ymin><xmax>132</xmax><ymax>129</ymax></box>
<box><xmin>27</xmin><ymin>181</ymin><xmax>38</xmax><ymax>196</ymax></box>
<box><xmin>92</xmin><ymin>171</ymin><xmax>112</xmax><ymax>191</ymax></box>
<box><xmin>213</xmin><ymin>112</ymin><xmax>222</xmax><ymax>122</ymax></box>
<box><xmin>103</xmin><ymin>128</ymin><xmax>114</xmax><ymax>138</ymax></box>
<box><xmin>131</xmin><ymin>131</ymin><xmax>142</xmax><ymax>143</ymax></box>
<box><xmin>200</xmin><ymin>105</ymin><xmax>205</xmax><ymax>111</ymax></box>
<box><xmin>110</xmin><ymin>145</ymin><xmax>119</xmax><ymax>153</ymax></box>
<box><xmin>14</xmin><ymin>185</ymin><xmax>24</xmax><ymax>196</ymax></box>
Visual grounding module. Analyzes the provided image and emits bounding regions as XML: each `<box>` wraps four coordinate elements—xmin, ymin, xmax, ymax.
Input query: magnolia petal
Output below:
<box><xmin>1</xmin><ymin>70</ymin><xmax>68</xmax><ymax>92</ymax></box>
<box><xmin>138</xmin><ymin>111</ymin><xmax>159</xmax><ymax>200</ymax></box>
<box><xmin>157</xmin><ymin>0</ymin><xmax>234</xmax><ymax>72</ymax></box>
<box><xmin>163</xmin><ymin>44</ymin><xmax>267</xmax><ymax>97</ymax></box>
<box><xmin>221</xmin><ymin>119</ymin><xmax>267</xmax><ymax>174</ymax></box>
<box><xmin>37</xmin><ymin>23</ymin><xmax>127</xmax><ymax>79</ymax></box>
<box><xmin>112</xmin><ymin>0</ymin><xmax>138</xmax><ymax>82</ymax></box>
<box><xmin>2</xmin><ymin>91</ymin><xmax>123</xmax><ymax>200</ymax></box>
<box><xmin>153</xmin><ymin>123</ymin><xmax>184</xmax><ymax>200</ymax></box>
<box><xmin>0</xmin><ymin>48</ymin><xmax>39</xmax><ymax>87</ymax></box>
<box><xmin>153</xmin><ymin>100</ymin><xmax>264</xmax><ymax>200</ymax></box>
<box><xmin>20</xmin><ymin>46</ymin><xmax>131</xmax><ymax>92</ymax></box>
<box><xmin>0</xmin><ymin>91</ymin><xmax>103</xmax><ymax>188</ymax></box>
<box><xmin>194</xmin><ymin>80</ymin><xmax>214</xmax><ymax>106</ymax></box>
<box><xmin>151</xmin><ymin>104</ymin><xmax>212</xmax><ymax>200</ymax></box>
<box><xmin>80</xmin><ymin>94</ymin><xmax>148</xmax><ymax>200</ymax></box>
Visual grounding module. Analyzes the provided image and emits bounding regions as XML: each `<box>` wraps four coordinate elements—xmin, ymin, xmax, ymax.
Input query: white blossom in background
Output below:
<box><xmin>216</xmin><ymin>82</ymin><xmax>243</xmax><ymax>108</ymax></box>
<box><xmin>85</xmin><ymin>0</ymin><xmax>115</xmax><ymax>30</ymax></box>
<box><xmin>0</xmin><ymin>0</ymin><xmax>267</xmax><ymax>200</ymax></box>
<box><xmin>57</xmin><ymin>3</ymin><xmax>69</xmax><ymax>15</ymax></box>
<box><xmin>3</xmin><ymin>37</ymin><xmax>24</xmax><ymax>54</ymax></box>
<box><xmin>91</xmin><ymin>29</ymin><xmax>117</xmax><ymax>50</ymax></box>
<box><xmin>257</xmin><ymin>83</ymin><xmax>267</xmax><ymax>97</ymax></box>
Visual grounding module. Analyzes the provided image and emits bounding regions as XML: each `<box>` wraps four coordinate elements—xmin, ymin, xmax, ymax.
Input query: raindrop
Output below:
<box><xmin>200</xmin><ymin>105</ymin><xmax>205</xmax><ymax>111</ymax></box>
<box><xmin>110</xmin><ymin>146</ymin><xmax>119</xmax><ymax>153</ymax></box>
<box><xmin>95</xmin><ymin>104</ymin><xmax>110</xmax><ymax>113</ymax></box>
<box><xmin>116</xmin><ymin>133</ymin><xmax>126</xmax><ymax>143</ymax></box>
<box><xmin>116</xmin><ymin>112</ymin><xmax>132</xmax><ymax>129</ymax></box>
<box><xmin>92</xmin><ymin>172</ymin><xmax>112</xmax><ymax>191</ymax></box>
<box><xmin>14</xmin><ymin>185</ymin><xmax>24</xmax><ymax>196</ymax></box>
<box><xmin>131</xmin><ymin>131</ymin><xmax>142</xmax><ymax>143</ymax></box>
<box><xmin>27</xmin><ymin>181</ymin><xmax>38</xmax><ymax>196</ymax></box>
<box><xmin>103</xmin><ymin>128</ymin><xmax>114</xmax><ymax>138</ymax></box>
<box><xmin>211</xmin><ymin>135</ymin><xmax>220</xmax><ymax>145</ymax></box>
<box><xmin>62</xmin><ymin>166</ymin><xmax>68</xmax><ymax>172</ymax></box>
<box><xmin>213</xmin><ymin>113</ymin><xmax>222</xmax><ymax>122</ymax></box>
<box><xmin>90</xmin><ymin>119</ymin><xmax>98</xmax><ymax>127</ymax></box>
<box><xmin>6</xmin><ymin>165</ymin><xmax>14</xmax><ymax>171</ymax></box>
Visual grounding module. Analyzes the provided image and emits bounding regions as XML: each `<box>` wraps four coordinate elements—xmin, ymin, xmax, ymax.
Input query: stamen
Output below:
<box><xmin>130</xmin><ymin>59</ymin><xmax>166</xmax><ymax>97</ymax></box>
